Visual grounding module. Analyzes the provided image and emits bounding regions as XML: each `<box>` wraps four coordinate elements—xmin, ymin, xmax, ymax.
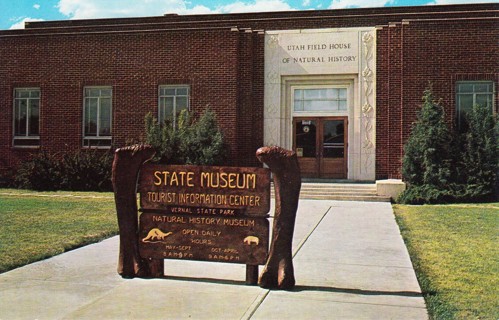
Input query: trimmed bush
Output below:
<box><xmin>60</xmin><ymin>150</ymin><xmax>113</xmax><ymax>191</ymax></box>
<box><xmin>14</xmin><ymin>150</ymin><xmax>113</xmax><ymax>192</ymax></box>
<box><xmin>397</xmin><ymin>185</ymin><xmax>456</xmax><ymax>205</ymax></box>
<box><xmin>15</xmin><ymin>152</ymin><xmax>63</xmax><ymax>191</ymax></box>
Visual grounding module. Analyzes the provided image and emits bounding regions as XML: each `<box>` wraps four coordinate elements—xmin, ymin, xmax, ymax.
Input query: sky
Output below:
<box><xmin>1</xmin><ymin>0</ymin><xmax>497</xmax><ymax>30</ymax></box>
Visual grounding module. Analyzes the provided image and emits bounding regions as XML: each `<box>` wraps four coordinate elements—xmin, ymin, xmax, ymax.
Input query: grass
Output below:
<box><xmin>0</xmin><ymin>189</ymin><xmax>118</xmax><ymax>273</ymax></box>
<box><xmin>393</xmin><ymin>203</ymin><xmax>499</xmax><ymax>320</ymax></box>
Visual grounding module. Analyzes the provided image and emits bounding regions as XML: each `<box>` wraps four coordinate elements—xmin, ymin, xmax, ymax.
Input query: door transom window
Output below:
<box><xmin>293</xmin><ymin>87</ymin><xmax>347</xmax><ymax>112</ymax></box>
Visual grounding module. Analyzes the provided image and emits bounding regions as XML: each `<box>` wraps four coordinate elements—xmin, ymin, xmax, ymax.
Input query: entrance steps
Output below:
<box><xmin>271</xmin><ymin>182</ymin><xmax>391</xmax><ymax>202</ymax></box>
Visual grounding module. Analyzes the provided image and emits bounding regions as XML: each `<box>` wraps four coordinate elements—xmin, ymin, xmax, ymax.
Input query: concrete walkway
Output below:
<box><xmin>0</xmin><ymin>200</ymin><xmax>427</xmax><ymax>319</ymax></box>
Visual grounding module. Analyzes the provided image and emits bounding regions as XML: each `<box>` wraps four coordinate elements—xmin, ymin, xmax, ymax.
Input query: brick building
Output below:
<box><xmin>0</xmin><ymin>3</ymin><xmax>497</xmax><ymax>181</ymax></box>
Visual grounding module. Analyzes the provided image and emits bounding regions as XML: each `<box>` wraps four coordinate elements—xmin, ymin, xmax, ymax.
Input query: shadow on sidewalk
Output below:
<box><xmin>158</xmin><ymin>275</ymin><xmax>247</xmax><ymax>286</ymax></box>
<box><xmin>293</xmin><ymin>285</ymin><xmax>422</xmax><ymax>297</ymax></box>
<box><xmin>149</xmin><ymin>275</ymin><xmax>422</xmax><ymax>298</ymax></box>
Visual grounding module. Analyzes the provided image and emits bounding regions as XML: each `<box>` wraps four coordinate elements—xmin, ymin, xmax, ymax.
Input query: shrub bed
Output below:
<box><xmin>398</xmin><ymin>87</ymin><xmax>497</xmax><ymax>204</ymax></box>
<box><xmin>13</xmin><ymin>150</ymin><xmax>113</xmax><ymax>192</ymax></box>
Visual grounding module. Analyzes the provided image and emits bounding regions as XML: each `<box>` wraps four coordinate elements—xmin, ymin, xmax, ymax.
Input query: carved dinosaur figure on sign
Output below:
<box><xmin>142</xmin><ymin>228</ymin><xmax>173</xmax><ymax>243</ymax></box>
<box><xmin>243</xmin><ymin>236</ymin><xmax>260</xmax><ymax>245</ymax></box>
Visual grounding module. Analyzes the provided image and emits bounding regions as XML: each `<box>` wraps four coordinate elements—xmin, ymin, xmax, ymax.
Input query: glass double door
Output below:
<box><xmin>293</xmin><ymin>117</ymin><xmax>348</xmax><ymax>179</ymax></box>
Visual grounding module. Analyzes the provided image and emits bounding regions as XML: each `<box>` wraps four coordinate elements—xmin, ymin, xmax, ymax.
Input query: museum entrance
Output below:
<box><xmin>293</xmin><ymin>117</ymin><xmax>348</xmax><ymax>179</ymax></box>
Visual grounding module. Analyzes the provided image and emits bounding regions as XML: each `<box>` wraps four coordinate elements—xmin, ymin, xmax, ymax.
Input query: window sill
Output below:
<box><xmin>82</xmin><ymin>146</ymin><xmax>112</xmax><ymax>150</ymax></box>
<box><xmin>83</xmin><ymin>137</ymin><xmax>112</xmax><ymax>149</ymax></box>
<box><xmin>12</xmin><ymin>145</ymin><xmax>41</xmax><ymax>150</ymax></box>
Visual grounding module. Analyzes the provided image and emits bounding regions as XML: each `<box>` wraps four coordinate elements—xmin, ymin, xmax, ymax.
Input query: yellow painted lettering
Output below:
<box><xmin>212</xmin><ymin>173</ymin><xmax>220</xmax><ymax>188</ymax></box>
<box><xmin>187</xmin><ymin>172</ymin><xmax>194</xmax><ymax>187</ymax></box>
<box><xmin>153</xmin><ymin>171</ymin><xmax>162</xmax><ymax>186</ymax></box>
<box><xmin>247</xmin><ymin>174</ymin><xmax>256</xmax><ymax>189</ymax></box>
<box><xmin>228</xmin><ymin>173</ymin><xmax>237</xmax><ymax>188</ymax></box>
<box><xmin>220</xmin><ymin>172</ymin><xmax>228</xmax><ymax>188</ymax></box>
<box><xmin>201</xmin><ymin>172</ymin><xmax>209</xmax><ymax>187</ymax></box>
<box><xmin>170</xmin><ymin>171</ymin><xmax>178</xmax><ymax>185</ymax></box>
<box><xmin>162</xmin><ymin>171</ymin><xmax>171</xmax><ymax>185</ymax></box>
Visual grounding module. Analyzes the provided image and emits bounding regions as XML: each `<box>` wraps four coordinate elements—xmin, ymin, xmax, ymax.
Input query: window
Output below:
<box><xmin>83</xmin><ymin>87</ymin><xmax>112</xmax><ymax>148</ymax></box>
<box><xmin>456</xmin><ymin>81</ymin><xmax>495</xmax><ymax>130</ymax></box>
<box><xmin>294</xmin><ymin>88</ymin><xmax>347</xmax><ymax>112</ymax></box>
<box><xmin>13</xmin><ymin>88</ymin><xmax>40</xmax><ymax>147</ymax></box>
<box><xmin>158</xmin><ymin>86</ymin><xmax>189</xmax><ymax>126</ymax></box>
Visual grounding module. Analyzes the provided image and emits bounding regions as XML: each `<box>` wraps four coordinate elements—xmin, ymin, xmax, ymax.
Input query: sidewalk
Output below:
<box><xmin>0</xmin><ymin>200</ymin><xmax>427</xmax><ymax>319</ymax></box>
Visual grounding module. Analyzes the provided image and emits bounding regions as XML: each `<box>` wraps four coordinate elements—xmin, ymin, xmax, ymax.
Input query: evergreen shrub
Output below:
<box><xmin>0</xmin><ymin>169</ymin><xmax>15</xmax><ymax>188</ymax></box>
<box><xmin>458</xmin><ymin>104</ymin><xmax>498</xmax><ymax>201</ymax></box>
<box><xmin>145</xmin><ymin>110</ymin><xmax>188</xmax><ymax>164</ymax></box>
<box><xmin>60</xmin><ymin>150</ymin><xmax>113</xmax><ymax>191</ymax></box>
<box><xmin>145</xmin><ymin>108</ymin><xmax>227</xmax><ymax>166</ymax></box>
<box><xmin>15</xmin><ymin>152</ymin><xmax>63</xmax><ymax>191</ymax></box>
<box><xmin>14</xmin><ymin>150</ymin><xmax>113</xmax><ymax>191</ymax></box>
<box><xmin>399</xmin><ymin>86</ymin><xmax>498</xmax><ymax>204</ymax></box>
<box><xmin>401</xmin><ymin>88</ymin><xmax>452</xmax><ymax>188</ymax></box>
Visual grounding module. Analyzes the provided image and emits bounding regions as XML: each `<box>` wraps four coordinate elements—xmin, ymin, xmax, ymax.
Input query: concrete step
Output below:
<box><xmin>270</xmin><ymin>182</ymin><xmax>390</xmax><ymax>202</ymax></box>
<box><xmin>299</xmin><ymin>187</ymin><xmax>377</xmax><ymax>193</ymax></box>
<box><xmin>300</xmin><ymin>195</ymin><xmax>391</xmax><ymax>202</ymax></box>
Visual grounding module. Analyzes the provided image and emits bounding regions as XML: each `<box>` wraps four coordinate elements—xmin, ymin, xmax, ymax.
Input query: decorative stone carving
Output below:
<box><xmin>264</xmin><ymin>28</ymin><xmax>377</xmax><ymax>180</ymax></box>
<box><xmin>360</xmin><ymin>30</ymin><xmax>376</xmax><ymax>177</ymax></box>
<box><xmin>263</xmin><ymin>119</ymin><xmax>279</xmax><ymax>146</ymax></box>
<box><xmin>267</xmin><ymin>34</ymin><xmax>279</xmax><ymax>48</ymax></box>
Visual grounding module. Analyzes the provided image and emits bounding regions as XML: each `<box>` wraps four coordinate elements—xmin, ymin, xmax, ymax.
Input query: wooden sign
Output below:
<box><xmin>138</xmin><ymin>164</ymin><xmax>271</xmax><ymax>216</ymax></box>
<box><xmin>139</xmin><ymin>213</ymin><xmax>269</xmax><ymax>265</ymax></box>
<box><xmin>112</xmin><ymin>144</ymin><xmax>300</xmax><ymax>289</ymax></box>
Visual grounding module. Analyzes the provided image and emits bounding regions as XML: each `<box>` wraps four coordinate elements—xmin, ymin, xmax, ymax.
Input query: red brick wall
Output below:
<box><xmin>235</xmin><ymin>30</ymin><xmax>266</xmax><ymax>167</ymax></box>
<box><xmin>375</xmin><ymin>26</ymin><xmax>390</xmax><ymax>179</ymax></box>
<box><xmin>1</xmin><ymin>4</ymin><xmax>497</xmax><ymax>179</ymax></box>
<box><xmin>375</xmin><ymin>17</ymin><xmax>499</xmax><ymax>179</ymax></box>
<box><xmin>0</xmin><ymin>28</ymin><xmax>255</xmax><ymax>168</ymax></box>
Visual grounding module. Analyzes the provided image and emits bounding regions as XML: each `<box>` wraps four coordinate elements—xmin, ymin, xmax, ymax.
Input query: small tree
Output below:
<box><xmin>145</xmin><ymin>108</ymin><xmax>227</xmax><ymax>166</ymax></box>
<box><xmin>183</xmin><ymin>109</ymin><xmax>227</xmax><ymax>165</ymax></box>
<box><xmin>399</xmin><ymin>87</ymin><xmax>454</xmax><ymax>204</ymax></box>
<box><xmin>459</xmin><ymin>104</ymin><xmax>498</xmax><ymax>201</ymax></box>
<box><xmin>145</xmin><ymin>110</ymin><xmax>190</xmax><ymax>164</ymax></box>
<box><xmin>399</xmin><ymin>86</ymin><xmax>498</xmax><ymax>204</ymax></box>
<box><xmin>402</xmin><ymin>87</ymin><xmax>452</xmax><ymax>187</ymax></box>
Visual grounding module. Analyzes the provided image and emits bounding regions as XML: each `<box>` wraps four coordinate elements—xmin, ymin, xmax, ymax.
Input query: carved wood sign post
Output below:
<box><xmin>112</xmin><ymin>144</ymin><xmax>301</xmax><ymax>290</ymax></box>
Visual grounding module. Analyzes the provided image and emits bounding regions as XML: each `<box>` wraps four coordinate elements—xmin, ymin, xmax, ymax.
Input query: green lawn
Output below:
<box><xmin>393</xmin><ymin>203</ymin><xmax>499</xmax><ymax>320</ymax></box>
<box><xmin>0</xmin><ymin>189</ymin><xmax>118</xmax><ymax>273</ymax></box>
<box><xmin>2</xmin><ymin>189</ymin><xmax>498</xmax><ymax>320</ymax></box>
